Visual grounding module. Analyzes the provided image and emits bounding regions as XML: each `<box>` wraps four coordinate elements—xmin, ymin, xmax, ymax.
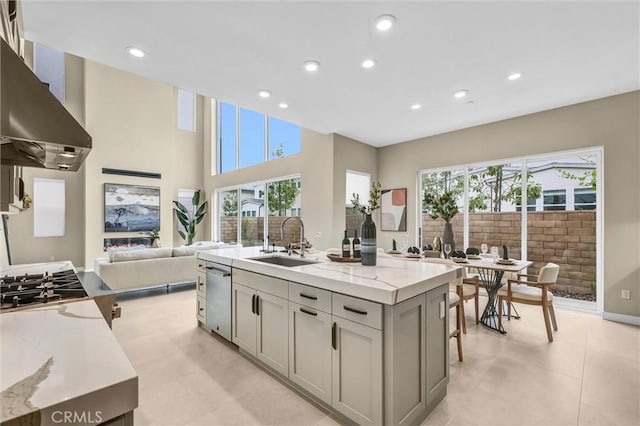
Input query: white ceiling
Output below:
<box><xmin>21</xmin><ymin>1</ymin><xmax>640</xmax><ymax>147</ymax></box>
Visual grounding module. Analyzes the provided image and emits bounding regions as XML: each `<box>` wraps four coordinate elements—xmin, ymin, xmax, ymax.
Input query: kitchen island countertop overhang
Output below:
<box><xmin>197</xmin><ymin>246</ymin><xmax>462</xmax><ymax>305</ymax></box>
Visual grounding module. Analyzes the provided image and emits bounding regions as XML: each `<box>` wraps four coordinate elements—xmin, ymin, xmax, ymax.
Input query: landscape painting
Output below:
<box><xmin>104</xmin><ymin>183</ymin><xmax>160</xmax><ymax>232</ymax></box>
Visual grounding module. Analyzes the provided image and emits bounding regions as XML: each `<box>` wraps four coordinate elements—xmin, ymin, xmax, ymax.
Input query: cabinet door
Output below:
<box><xmin>425</xmin><ymin>284</ymin><xmax>449</xmax><ymax>405</ymax></box>
<box><xmin>289</xmin><ymin>302</ymin><xmax>332</xmax><ymax>405</ymax></box>
<box><xmin>256</xmin><ymin>291</ymin><xmax>289</xmax><ymax>376</ymax></box>
<box><xmin>332</xmin><ymin>317</ymin><xmax>383</xmax><ymax>426</ymax></box>
<box><xmin>232</xmin><ymin>283</ymin><xmax>257</xmax><ymax>355</ymax></box>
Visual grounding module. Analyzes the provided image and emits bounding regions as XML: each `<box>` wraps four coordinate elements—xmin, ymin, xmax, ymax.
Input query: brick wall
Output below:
<box><xmin>423</xmin><ymin>211</ymin><xmax>596</xmax><ymax>294</ymax></box>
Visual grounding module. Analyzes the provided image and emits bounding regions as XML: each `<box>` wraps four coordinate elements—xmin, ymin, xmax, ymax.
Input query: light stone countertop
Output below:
<box><xmin>197</xmin><ymin>246</ymin><xmax>462</xmax><ymax>305</ymax></box>
<box><xmin>0</xmin><ymin>260</ymin><xmax>76</xmax><ymax>276</ymax></box>
<box><xmin>0</xmin><ymin>300</ymin><xmax>138</xmax><ymax>425</ymax></box>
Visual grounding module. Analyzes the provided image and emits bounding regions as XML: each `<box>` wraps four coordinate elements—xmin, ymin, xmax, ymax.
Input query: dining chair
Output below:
<box><xmin>449</xmin><ymin>289</ymin><xmax>463</xmax><ymax>362</ymax></box>
<box><xmin>497</xmin><ymin>263</ymin><xmax>560</xmax><ymax>342</ymax></box>
<box><xmin>422</xmin><ymin>258</ymin><xmax>480</xmax><ymax>333</ymax></box>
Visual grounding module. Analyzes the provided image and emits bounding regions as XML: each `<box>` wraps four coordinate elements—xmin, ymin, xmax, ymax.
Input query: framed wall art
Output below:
<box><xmin>104</xmin><ymin>183</ymin><xmax>160</xmax><ymax>232</ymax></box>
<box><xmin>381</xmin><ymin>188</ymin><xmax>407</xmax><ymax>231</ymax></box>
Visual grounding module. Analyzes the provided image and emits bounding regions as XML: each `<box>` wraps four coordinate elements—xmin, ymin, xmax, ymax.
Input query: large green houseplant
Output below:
<box><xmin>173</xmin><ymin>190</ymin><xmax>208</xmax><ymax>245</ymax></box>
<box><xmin>423</xmin><ymin>190</ymin><xmax>459</xmax><ymax>256</ymax></box>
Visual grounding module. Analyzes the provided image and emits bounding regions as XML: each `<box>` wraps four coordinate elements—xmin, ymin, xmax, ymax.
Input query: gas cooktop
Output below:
<box><xmin>0</xmin><ymin>269</ymin><xmax>87</xmax><ymax>310</ymax></box>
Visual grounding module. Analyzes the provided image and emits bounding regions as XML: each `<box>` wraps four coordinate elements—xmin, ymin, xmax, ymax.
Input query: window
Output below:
<box><xmin>543</xmin><ymin>189</ymin><xmax>566</xmax><ymax>211</ymax></box>
<box><xmin>239</xmin><ymin>108</ymin><xmax>265</xmax><ymax>168</ymax></box>
<box><xmin>216</xmin><ymin>176</ymin><xmax>301</xmax><ymax>247</ymax></box>
<box><xmin>574</xmin><ymin>188</ymin><xmax>596</xmax><ymax>210</ymax></box>
<box><xmin>516</xmin><ymin>197</ymin><xmax>537</xmax><ymax>212</ymax></box>
<box><xmin>177</xmin><ymin>89</ymin><xmax>195</xmax><ymax>131</ymax></box>
<box><xmin>34</xmin><ymin>178</ymin><xmax>65</xmax><ymax>237</ymax></box>
<box><xmin>34</xmin><ymin>43</ymin><xmax>65</xmax><ymax>103</ymax></box>
<box><xmin>216</xmin><ymin>101</ymin><xmax>301</xmax><ymax>174</ymax></box>
<box><xmin>268</xmin><ymin>117</ymin><xmax>301</xmax><ymax>159</ymax></box>
<box><xmin>219</xmin><ymin>102</ymin><xmax>237</xmax><ymax>173</ymax></box>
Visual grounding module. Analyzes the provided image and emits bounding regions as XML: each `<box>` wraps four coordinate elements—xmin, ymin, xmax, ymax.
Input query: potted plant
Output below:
<box><xmin>351</xmin><ymin>181</ymin><xmax>382</xmax><ymax>265</ymax></box>
<box><xmin>423</xmin><ymin>190</ymin><xmax>459</xmax><ymax>257</ymax></box>
<box><xmin>173</xmin><ymin>190</ymin><xmax>208</xmax><ymax>245</ymax></box>
<box><xmin>142</xmin><ymin>228</ymin><xmax>160</xmax><ymax>247</ymax></box>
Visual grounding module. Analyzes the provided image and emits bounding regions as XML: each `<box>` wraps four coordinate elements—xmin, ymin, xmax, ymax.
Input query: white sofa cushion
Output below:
<box><xmin>107</xmin><ymin>245</ymin><xmax>146</xmax><ymax>262</ymax></box>
<box><xmin>172</xmin><ymin>241</ymin><xmax>227</xmax><ymax>257</ymax></box>
<box><xmin>111</xmin><ymin>247</ymin><xmax>172</xmax><ymax>262</ymax></box>
<box><xmin>498</xmin><ymin>283</ymin><xmax>553</xmax><ymax>302</ymax></box>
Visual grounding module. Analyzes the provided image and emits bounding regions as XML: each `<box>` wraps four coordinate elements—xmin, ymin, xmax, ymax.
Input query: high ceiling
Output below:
<box><xmin>21</xmin><ymin>1</ymin><xmax>640</xmax><ymax>147</ymax></box>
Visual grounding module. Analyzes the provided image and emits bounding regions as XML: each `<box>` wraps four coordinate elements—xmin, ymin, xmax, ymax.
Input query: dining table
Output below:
<box><xmin>459</xmin><ymin>256</ymin><xmax>533</xmax><ymax>333</ymax></box>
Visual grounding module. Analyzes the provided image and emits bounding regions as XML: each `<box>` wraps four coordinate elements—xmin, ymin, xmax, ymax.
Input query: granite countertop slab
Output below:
<box><xmin>0</xmin><ymin>300</ymin><xmax>138</xmax><ymax>425</ymax></box>
<box><xmin>197</xmin><ymin>246</ymin><xmax>462</xmax><ymax>305</ymax></box>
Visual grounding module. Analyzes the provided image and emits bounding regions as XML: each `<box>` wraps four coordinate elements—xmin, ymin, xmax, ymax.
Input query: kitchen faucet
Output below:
<box><xmin>280</xmin><ymin>217</ymin><xmax>305</xmax><ymax>258</ymax></box>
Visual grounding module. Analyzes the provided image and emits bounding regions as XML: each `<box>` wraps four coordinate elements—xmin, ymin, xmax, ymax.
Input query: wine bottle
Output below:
<box><xmin>352</xmin><ymin>230</ymin><xmax>361</xmax><ymax>258</ymax></box>
<box><xmin>342</xmin><ymin>230</ymin><xmax>351</xmax><ymax>258</ymax></box>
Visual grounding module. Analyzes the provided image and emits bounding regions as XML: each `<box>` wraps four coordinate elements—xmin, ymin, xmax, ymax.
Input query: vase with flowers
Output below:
<box><xmin>351</xmin><ymin>181</ymin><xmax>382</xmax><ymax>266</ymax></box>
<box><xmin>423</xmin><ymin>190</ymin><xmax>459</xmax><ymax>258</ymax></box>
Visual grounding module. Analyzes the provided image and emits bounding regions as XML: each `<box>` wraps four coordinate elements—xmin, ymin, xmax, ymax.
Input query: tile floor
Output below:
<box><xmin>112</xmin><ymin>289</ymin><xmax>639</xmax><ymax>426</ymax></box>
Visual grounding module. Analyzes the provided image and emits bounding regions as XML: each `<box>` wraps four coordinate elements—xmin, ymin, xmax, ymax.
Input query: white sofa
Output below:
<box><xmin>94</xmin><ymin>242</ymin><xmax>228</xmax><ymax>292</ymax></box>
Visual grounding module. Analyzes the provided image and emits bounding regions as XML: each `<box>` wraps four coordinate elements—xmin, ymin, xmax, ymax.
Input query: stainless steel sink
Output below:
<box><xmin>248</xmin><ymin>256</ymin><xmax>318</xmax><ymax>267</ymax></box>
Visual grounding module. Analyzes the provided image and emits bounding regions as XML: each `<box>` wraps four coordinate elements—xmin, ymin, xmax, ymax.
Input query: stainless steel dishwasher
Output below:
<box><xmin>205</xmin><ymin>262</ymin><xmax>232</xmax><ymax>341</ymax></box>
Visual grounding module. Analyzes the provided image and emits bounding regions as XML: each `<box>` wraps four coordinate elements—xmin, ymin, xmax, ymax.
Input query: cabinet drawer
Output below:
<box><xmin>332</xmin><ymin>293</ymin><xmax>383</xmax><ymax>330</ymax></box>
<box><xmin>233</xmin><ymin>269</ymin><xmax>288</xmax><ymax>299</ymax></box>
<box><xmin>196</xmin><ymin>295</ymin><xmax>206</xmax><ymax>323</ymax></box>
<box><xmin>196</xmin><ymin>271</ymin><xmax>206</xmax><ymax>297</ymax></box>
<box><xmin>289</xmin><ymin>282</ymin><xmax>332</xmax><ymax>313</ymax></box>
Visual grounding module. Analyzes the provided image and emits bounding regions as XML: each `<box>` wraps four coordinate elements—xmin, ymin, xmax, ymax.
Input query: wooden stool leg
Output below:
<box><xmin>456</xmin><ymin>304</ymin><xmax>463</xmax><ymax>362</ymax></box>
<box><xmin>542</xmin><ymin>304</ymin><xmax>553</xmax><ymax>342</ymax></box>
<box><xmin>474</xmin><ymin>292</ymin><xmax>479</xmax><ymax>324</ymax></box>
<box><xmin>549</xmin><ymin>302</ymin><xmax>558</xmax><ymax>331</ymax></box>
<box><xmin>460</xmin><ymin>298</ymin><xmax>467</xmax><ymax>334</ymax></box>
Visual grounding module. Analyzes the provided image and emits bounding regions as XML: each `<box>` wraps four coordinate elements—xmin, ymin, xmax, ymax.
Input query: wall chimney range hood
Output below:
<box><xmin>0</xmin><ymin>37</ymin><xmax>91</xmax><ymax>171</ymax></box>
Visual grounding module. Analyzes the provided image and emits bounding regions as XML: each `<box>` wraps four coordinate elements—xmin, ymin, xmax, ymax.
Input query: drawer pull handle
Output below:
<box><xmin>332</xmin><ymin>322</ymin><xmax>337</xmax><ymax>350</ymax></box>
<box><xmin>344</xmin><ymin>305</ymin><xmax>367</xmax><ymax>315</ymax></box>
<box><xmin>300</xmin><ymin>307</ymin><xmax>317</xmax><ymax>316</ymax></box>
<box><xmin>199</xmin><ymin>307</ymin><xmax>204</xmax><ymax>312</ymax></box>
<box><xmin>300</xmin><ymin>293</ymin><xmax>317</xmax><ymax>300</ymax></box>
<box><xmin>256</xmin><ymin>295</ymin><xmax>260</xmax><ymax>316</ymax></box>
<box><xmin>251</xmin><ymin>294</ymin><xmax>256</xmax><ymax>314</ymax></box>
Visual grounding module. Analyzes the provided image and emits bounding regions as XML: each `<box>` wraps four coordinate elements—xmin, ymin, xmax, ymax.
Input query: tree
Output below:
<box><xmin>222</xmin><ymin>191</ymin><xmax>238</xmax><ymax>216</ymax></box>
<box><xmin>422</xmin><ymin>166</ymin><xmax>542</xmax><ymax>213</ymax></box>
<box><xmin>558</xmin><ymin>155</ymin><xmax>597</xmax><ymax>190</ymax></box>
<box><xmin>268</xmin><ymin>179</ymin><xmax>299</xmax><ymax>215</ymax></box>
<box><xmin>267</xmin><ymin>143</ymin><xmax>300</xmax><ymax>215</ymax></box>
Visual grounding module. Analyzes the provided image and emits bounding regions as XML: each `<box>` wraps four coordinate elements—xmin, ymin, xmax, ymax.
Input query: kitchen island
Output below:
<box><xmin>197</xmin><ymin>247</ymin><xmax>462</xmax><ymax>425</ymax></box>
<box><xmin>0</xmin><ymin>300</ymin><xmax>138</xmax><ymax>426</ymax></box>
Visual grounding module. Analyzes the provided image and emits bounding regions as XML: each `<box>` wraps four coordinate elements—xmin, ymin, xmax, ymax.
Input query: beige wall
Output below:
<box><xmin>332</xmin><ymin>134</ymin><xmax>378</xmax><ymax>242</ymax></box>
<box><xmin>83</xmin><ymin>61</ymin><xmax>202</xmax><ymax>267</ymax></box>
<box><xmin>202</xmin><ymin>120</ymin><xmax>335</xmax><ymax>249</ymax></box>
<box><xmin>378</xmin><ymin>91</ymin><xmax>640</xmax><ymax>316</ymax></box>
<box><xmin>6</xmin><ymin>49</ymin><xmax>86</xmax><ymax>267</ymax></box>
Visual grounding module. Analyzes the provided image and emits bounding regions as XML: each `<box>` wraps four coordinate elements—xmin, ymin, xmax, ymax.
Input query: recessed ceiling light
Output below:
<box><xmin>278</xmin><ymin>103</ymin><xmax>288</xmax><ymax>109</ymax></box>
<box><xmin>466</xmin><ymin>100</ymin><xmax>475</xmax><ymax>104</ymax></box>
<box><xmin>410</xmin><ymin>104</ymin><xmax>422</xmax><ymax>110</ymax></box>
<box><xmin>258</xmin><ymin>89</ymin><xmax>271</xmax><ymax>98</ymax></box>
<box><xmin>361</xmin><ymin>59</ymin><xmax>376</xmax><ymax>69</ymax></box>
<box><xmin>507</xmin><ymin>72</ymin><xmax>523</xmax><ymax>81</ymax></box>
<box><xmin>126</xmin><ymin>46</ymin><xmax>145</xmax><ymax>58</ymax></box>
<box><xmin>453</xmin><ymin>89</ymin><xmax>468</xmax><ymax>99</ymax></box>
<box><xmin>375</xmin><ymin>14</ymin><xmax>396</xmax><ymax>31</ymax></box>
<box><xmin>303</xmin><ymin>60</ymin><xmax>320</xmax><ymax>73</ymax></box>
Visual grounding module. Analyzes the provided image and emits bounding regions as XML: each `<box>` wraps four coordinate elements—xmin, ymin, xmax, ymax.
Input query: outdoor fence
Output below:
<box><xmin>423</xmin><ymin>211</ymin><xmax>596</xmax><ymax>295</ymax></box>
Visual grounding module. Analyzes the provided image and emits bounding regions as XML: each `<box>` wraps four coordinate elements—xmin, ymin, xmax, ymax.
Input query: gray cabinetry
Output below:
<box><xmin>331</xmin><ymin>316</ymin><xmax>383</xmax><ymax>426</ymax></box>
<box><xmin>256</xmin><ymin>291</ymin><xmax>289</xmax><ymax>375</ymax></box>
<box><xmin>425</xmin><ymin>284</ymin><xmax>449</xmax><ymax>405</ymax></box>
<box><xmin>231</xmin><ymin>283</ymin><xmax>257</xmax><ymax>354</ymax></box>
<box><xmin>288</xmin><ymin>301</ymin><xmax>332</xmax><ymax>405</ymax></box>
<box><xmin>231</xmin><ymin>271</ymin><xmax>289</xmax><ymax>377</ymax></box>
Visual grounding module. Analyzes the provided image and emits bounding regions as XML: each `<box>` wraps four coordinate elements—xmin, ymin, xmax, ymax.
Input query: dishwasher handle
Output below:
<box><xmin>206</xmin><ymin>267</ymin><xmax>231</xmax><ymax>277</ymax></box>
